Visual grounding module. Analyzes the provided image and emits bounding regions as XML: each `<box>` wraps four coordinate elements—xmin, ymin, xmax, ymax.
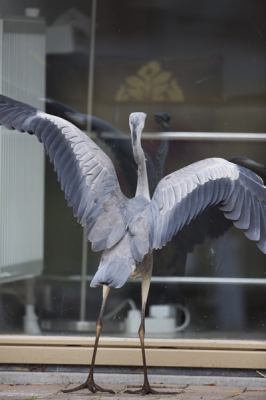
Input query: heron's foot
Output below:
<box><xmin>124</xmin><ymin>384</ymin><xmax>180</xmax><ymax>395</ymax></box>
<box><xmin>62</xmin><ymin>380</ymin><xmax>115</xmax><ymax>394</ymax></box>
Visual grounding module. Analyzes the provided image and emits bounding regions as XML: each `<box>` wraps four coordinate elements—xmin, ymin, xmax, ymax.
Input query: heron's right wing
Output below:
<box><xmin>148</xmin><ymin>157</ymin><xmax>266</xmax><ymax>256</ymax></box>
<box><xmin>0</xmin><ymin>94</ymin><xmax>128</xmax><ymax>251</ymax></box>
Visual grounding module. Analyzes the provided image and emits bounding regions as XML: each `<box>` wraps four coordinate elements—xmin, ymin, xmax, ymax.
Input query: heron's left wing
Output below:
<box><xmin>148</xmin><ymin>157</ymin><xmax>266</xmax><ymax>255</ymax></box>
<box><xmin>0</xmin><ymin>94</ymin><xmax>128</xmax><ymax>252</ymax></box>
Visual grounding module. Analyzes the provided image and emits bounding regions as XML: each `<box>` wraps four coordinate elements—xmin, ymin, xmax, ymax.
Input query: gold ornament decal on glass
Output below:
<box><xmin>116</xmin><ymin>60</ymin><xmax>184</xmax><ymax>102</ymax></box>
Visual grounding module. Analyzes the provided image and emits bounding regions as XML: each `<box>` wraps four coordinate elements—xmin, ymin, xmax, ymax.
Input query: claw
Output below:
<box><xmin>62</xmin><ymin>380</ymin><xmax>115</xmax><ymax>394</ymax></box>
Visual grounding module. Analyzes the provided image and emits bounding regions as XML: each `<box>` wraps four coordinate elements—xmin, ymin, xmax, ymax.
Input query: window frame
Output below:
<box><xmin>0</xmin><ymin>336</ymin><xmax>265</xmax><ymax>369</ymax></box>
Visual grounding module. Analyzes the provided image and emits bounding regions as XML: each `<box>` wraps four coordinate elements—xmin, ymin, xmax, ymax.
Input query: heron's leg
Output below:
<box><xmin>62</xmin><ymin>285</ymin><xmax>115</xmax><ymax>395</ymax></box>
<box><xmin>125</xmin><ymin>273</ymin><xmax>179</xmax><ymax>396</ymax></box>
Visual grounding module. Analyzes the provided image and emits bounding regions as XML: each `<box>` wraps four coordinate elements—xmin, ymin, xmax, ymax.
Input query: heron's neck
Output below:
<box><xmin>134</xmin><ymin>148</ymin><xmax>150</xmax><ymax>201</ymax></box>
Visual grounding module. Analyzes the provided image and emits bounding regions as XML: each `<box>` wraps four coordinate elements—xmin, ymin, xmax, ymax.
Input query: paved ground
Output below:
<box><xmin>0</xmin><ymin>383</ymin><xmax>265</xmax><ymax>400</ymax></box>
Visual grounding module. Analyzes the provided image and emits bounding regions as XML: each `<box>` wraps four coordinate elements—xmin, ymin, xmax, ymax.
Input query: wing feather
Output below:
<box><xmin>219</xmin><ymin>181</ymin><xmax>239</xmax><ymax>213</ymax></box>
<box><xmin>47</xmin><ymin>134</ymin><xmax>65</xmax><ymax>161</ymax></box>
<box><xmin>244</xmin><ymin>197</ymin><xmax>260</xmax><ymax>241</ymax></box>
<box><xmin>57</xmin><ymin>148</ymin><xmax>74</xmax><ymax>181</ymax></box>
<box><xmin>257</xmin><ymin>204</ymin><xmax>266</xmax><ymax>252</ymax></box>
<box><xmin>234</xmin><ymin>190</ymin><xmax>250</xmax><ymax>230</ymax></box>
<box><xmin>225</xmin><ymin>184</ymin><xmax>244</xmax><ymax>221</ymax></box>
<box><xmin>79</xmin><ymin>194</ymin><xmax>95</xmax><ymax>226</ymax></box>
<box><xmin>70</xmin><ymin>177</ymin><xmax>88</xmax><ymax>207</ymax></box>
<box><xmin>187</xmin><ymin>182</ymin><xmax>199</xmax><ymax>222</ymax></box>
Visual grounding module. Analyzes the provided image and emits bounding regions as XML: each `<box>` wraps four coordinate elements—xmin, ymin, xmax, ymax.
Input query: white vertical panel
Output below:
<box><xmin>0</xmin><ymin>18</ymin><xmax>45</xmax><ymax>281</ymax></box>
<box><xmin>0</xmin><ymin>131</ymin><xmax>44</xmax><ymax>267</ymax></box>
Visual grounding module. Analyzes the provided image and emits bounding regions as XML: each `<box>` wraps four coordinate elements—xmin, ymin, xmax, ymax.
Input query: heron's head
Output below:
<box><xmin>229</xmin><ymin>156</ymin><xmax>265</xmax><ymax>169</ymax></box>
<box><xmin>154</xmin><ymin>112</ymin><xmax>171</xmax><ymax>132</ymax></box>
<box><xmin>129</xmin><ymin>112</ymin><xmax>146</xmax><ymax>143</ymax></box>
<box><xmin>129</xmin><ymin>112</ymin><xmax>147</xmax><ymax>163</ymax></box>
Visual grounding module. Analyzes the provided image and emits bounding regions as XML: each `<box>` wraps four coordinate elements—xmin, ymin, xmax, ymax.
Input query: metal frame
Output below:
<box><xmin>42</xmin><ymin>274</ymin><xmax>266</xmax><ymax>285</ymax></box>
<box><xmin>101</xmin><ymin>132</ymin><xmax>266</xmax><ymax>140</ymax></box>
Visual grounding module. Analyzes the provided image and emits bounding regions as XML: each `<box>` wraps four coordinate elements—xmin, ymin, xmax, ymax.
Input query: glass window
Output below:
<box><xmin>0</xmin><ymin>0</ymin><xmax>266</xmax><ymax>343</ymax></box>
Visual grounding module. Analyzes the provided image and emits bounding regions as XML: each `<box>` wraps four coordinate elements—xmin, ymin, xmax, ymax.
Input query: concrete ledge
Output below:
<box><xmin>0</xmin><ymin>371</ymin><xmax>265</xmax><ymax>387</ymax></box>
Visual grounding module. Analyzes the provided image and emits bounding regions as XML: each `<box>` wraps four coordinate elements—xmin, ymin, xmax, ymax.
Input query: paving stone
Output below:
<box><xmin>184</xmin><ymin>384</ymin><xmax>244</xmax><ymax>393</ymax></box>
<box><xmin>0</xmin><ymin>384</ymin><xmax>9</xmax><ymax>391</ymax></box>
<box><xmin>0</xmin><ymin>383</ymin><xmax>264</xmax><ymax>399</ymax></box>
<box><xmin>239</xmin><ymin>387</ymin><xmax>266</xmax><ymax>400</ymax></box>
<box><xmin>0</xmin><ymin>396</ymin><xmax>32</xmax><ymax>399</ymax></box>
<box><xmin>246</xmin><ymin>386</ymin><xmax>266</xmax><ymax>392</ymax></box>
<box><xmin>2</xmin><ymin>383</ymin><xmax>63</xmax><ymax>394</ymax></box>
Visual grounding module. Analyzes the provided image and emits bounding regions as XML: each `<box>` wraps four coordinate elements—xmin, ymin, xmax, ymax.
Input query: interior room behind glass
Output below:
<box><xmin>0</xmin><ymin>0</ymin><xmax>265</xmax><ymax>340</ymax></box>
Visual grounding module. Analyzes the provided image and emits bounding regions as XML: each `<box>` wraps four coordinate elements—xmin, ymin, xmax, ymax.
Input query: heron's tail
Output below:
<box><xmin>90</xmin><ymin>261</ymin><xmax>132</xmax><ymax>289</ymax></box>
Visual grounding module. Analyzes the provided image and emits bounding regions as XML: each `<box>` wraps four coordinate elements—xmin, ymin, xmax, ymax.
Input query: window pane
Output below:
<box><xmin>0</xmin><ymin>0</ymin><xmax>265</xmax><ymax>342</ymax></box>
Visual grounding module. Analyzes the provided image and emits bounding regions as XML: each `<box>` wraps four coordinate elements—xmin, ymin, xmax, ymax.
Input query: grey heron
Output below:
<box><xmin>1</xmin><ymin>94</ymin><xmax>266</xmax><ymax>395</ymax></box>
<box><xmin>44</xmin><ymin>99</ymin><xmax>266</xmax><ymax>286</ymax></box>
<box><xmin>153</xmin><ymin>112</ymin><xmax>171</xmax><ymax>187</ymax></box>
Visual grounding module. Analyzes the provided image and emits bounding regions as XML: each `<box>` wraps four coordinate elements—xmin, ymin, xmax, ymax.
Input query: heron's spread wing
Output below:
<box><xmin>148</xmin><ymin>157</ymin><xmax>266</xmax><ymax>254</ymax></box>
<box><xmin>0</xmin><ymin>94</ymin><xmax>128</xmax><ymax>250</ymax></box>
